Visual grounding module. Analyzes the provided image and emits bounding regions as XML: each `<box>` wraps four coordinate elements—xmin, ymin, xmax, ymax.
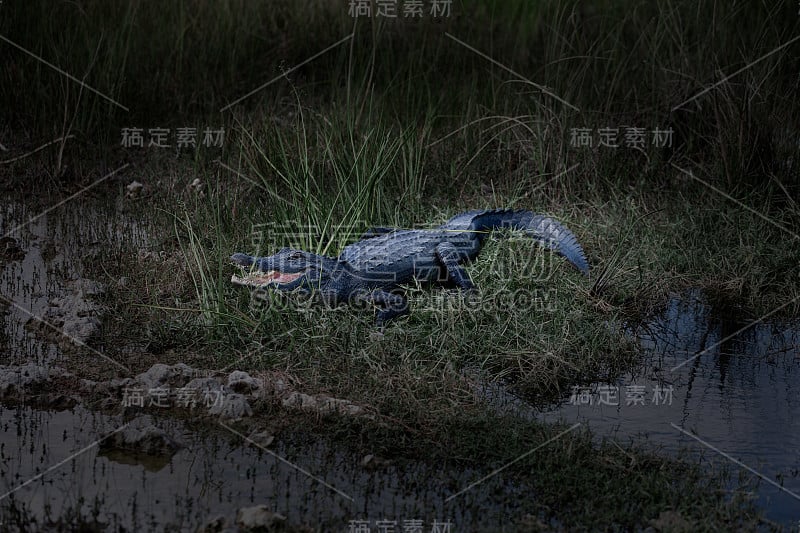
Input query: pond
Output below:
<box><xmin>534</xmin><ymin>290</ymin><xmax>800</xmax><ymax>527</ymax></box>
<box><xmin>0</xmin><ymin>405</ymin><xmax>538</xmax><ymax>531</ymax></box>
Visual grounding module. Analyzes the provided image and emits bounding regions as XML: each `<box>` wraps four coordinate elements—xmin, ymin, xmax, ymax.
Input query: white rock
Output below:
<box><xmin>235</xmin><ymin>505</ymin><xmax>285</xmax><ymax>531</ymax></box>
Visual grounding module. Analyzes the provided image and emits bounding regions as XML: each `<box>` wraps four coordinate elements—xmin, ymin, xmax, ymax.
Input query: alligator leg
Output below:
<box><xmin>435</xmin><ymin>242</ymin><xmax>475</xmax><ymax>291</ymax></box>
<box><xmin>357</xmin><ymin>289</ymin><xmax>409</xmax><ymax>327</ymax></box>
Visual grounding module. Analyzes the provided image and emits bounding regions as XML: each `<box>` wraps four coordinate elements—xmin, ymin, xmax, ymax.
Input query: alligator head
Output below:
<box><xmin>230</xmin><ymin>249</ymin><xmax>339</xmax><ymax>291</ymax></box>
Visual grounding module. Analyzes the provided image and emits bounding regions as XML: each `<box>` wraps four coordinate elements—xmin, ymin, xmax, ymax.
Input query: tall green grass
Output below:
<box><xmin>4</xmin><ymin>1</ymin><xmax>798</xmax><ymax>160</ymax></box>
<box><xmin>236</xmin><ymin>108</ymin><xmax>430</xmax><ymax>256</ymax></box>
<box><xmin>85</xmin><ymin>0</ymin><xmax>799</xmax><ymax>366</ymax></box>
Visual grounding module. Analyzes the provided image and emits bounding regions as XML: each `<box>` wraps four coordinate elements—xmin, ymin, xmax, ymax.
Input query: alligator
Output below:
<box><xmin>230</xmin><ymin>209</ymin><xmax>589</xmax><ymax>326</ymax></box>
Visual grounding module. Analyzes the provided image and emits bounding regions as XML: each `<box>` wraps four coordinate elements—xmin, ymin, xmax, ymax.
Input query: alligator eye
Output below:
<box><xmin>289</xmin><ymin>251</ymin><xmax>303</xmax><ymax>260</ymax></box>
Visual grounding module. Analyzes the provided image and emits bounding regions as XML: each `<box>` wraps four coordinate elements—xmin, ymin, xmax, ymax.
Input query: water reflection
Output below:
<box><xmin>537</xmin><ymin>290</ymin><xmax>800</xmax><ymax>526</ymax></box>
<box><xmin>0</xmin><ymin>406</ymin><xmax>534</xmax><ymax>531</ymax></box>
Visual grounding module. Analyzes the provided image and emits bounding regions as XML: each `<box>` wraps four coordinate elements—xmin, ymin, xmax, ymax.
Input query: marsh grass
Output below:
<box><xmin>7</xmin><ymin>0</ymin><xmax>800</xmax><ymax>528</ymax></box>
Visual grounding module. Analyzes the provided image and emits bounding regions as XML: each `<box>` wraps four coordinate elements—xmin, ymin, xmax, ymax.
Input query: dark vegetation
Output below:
<box><xmin>2</xmin><ymin>0</ymin><xmax>798</xmax><ymax>529</ymax></box>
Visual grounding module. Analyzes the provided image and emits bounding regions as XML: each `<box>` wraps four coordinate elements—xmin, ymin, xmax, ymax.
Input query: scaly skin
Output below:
<box><xmin>231</xmin><ymin>209</ymin><xmax>589</xmax><ymax>326</ymax></box>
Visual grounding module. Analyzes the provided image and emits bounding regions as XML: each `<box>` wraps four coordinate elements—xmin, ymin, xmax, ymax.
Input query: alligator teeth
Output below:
<box><xmin>230</xmin><ymin>269</ymin><xmax>303</xmax><ymax>288</ymax></box>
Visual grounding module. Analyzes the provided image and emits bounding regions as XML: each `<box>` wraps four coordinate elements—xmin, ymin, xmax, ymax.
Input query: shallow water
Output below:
<box><xmin>0</xmin><ymin>201</ymin><xmax>147</xmax><ymax>365</ymax></box>
<box><xmin>533</xmin><ymin>291</ymin><xmax>800</xmax><ymax>527</ymax></box>
<box><xmin>0</xmin><ymin>405</ymin><xmax>538</xmax><ymax>531</ymax></box>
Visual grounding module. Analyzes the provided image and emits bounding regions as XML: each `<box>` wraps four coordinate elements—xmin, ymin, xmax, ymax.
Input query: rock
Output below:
<box><xmin>82</xmin><ymin>377</ymin><xmax>135</xmax><ymax>395</ymax></box>
<box><xmin>0</xmin><ymin>364</ymin><xmax>78</xmax><ymax>407</ymax></box>
<box><xmin>174</xmin><ymin>376</ymin><xmax>225</xmax><ymax>411</ymax></box>
<box><xmin>184</xmin><ymin>376</ymin><xmax>224</xmax><ymax>392</ymax></box>
<box><xmin>281</xmin><ymin>391</ymin><xmax>365</xmax><ymax>417</ymax></box>
<box><xmin>360</xmin><ymin>454</ymin><xmax>390</xmax><ymax>470</ymax></box>
<box><xmin>0</xmin><ymin>363</ymin><xmax>65</xmax><ymax>397</ymax></box>
<box><xmin>281</xmin><ymin>392</ymin><xmax>318</xmax><ymax>410</ymax></box>
<box><xmin>235</xmin><ymin>506</ymin><xmax>286</xmax><ymax>531</ymax></box>
<box><xmin>209</xmin><ymin>392</ymin><xmax>252</xmax><ymax>420</ymax></box>
<box><xmin>189</xmin><ymin>178</ymin><xmax>203</xmax><ymax>193</ymax></box>
<box><xmin>100</xmin><ymin>420</ymin><xmax>183</xmax><ymax>457</ymax></box>
<box><xmin>125</xmin><ymin>180</ymin><xmax>144</xmax><ymax>198</ymax></box>
<box><xmin>228</xmin><ymin>370</ymin><xmax>262</xmax><ymax>394</ymax></box>
<box><xmin>320</xmin><ymin>397</ymin><xmax>365</xmax><ymax>417</ymax></box>
<box><xmin>62</xmin><ymin>315</ymin><xmax>101</xmax><ymax>343</ymax></box>
<box><xmin>26</xmin><ymin>277</ymin><xmax>105</xmax><ymax>348</ymax></box>
<box><xmin>248</xmin><ymin>430</ymin><xmax>275</xmax><ymax>448</ymax></box>
<box><xmin>136</xmin><ymin>363</ymin><xmax>197</xmax><ymax>390</ymax></box>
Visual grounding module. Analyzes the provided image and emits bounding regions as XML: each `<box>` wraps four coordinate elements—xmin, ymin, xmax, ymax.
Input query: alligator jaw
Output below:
<box><xmin>230</xmin><ymin>269</ymin><xmax>305</xmax><ymax>288</ymax></box>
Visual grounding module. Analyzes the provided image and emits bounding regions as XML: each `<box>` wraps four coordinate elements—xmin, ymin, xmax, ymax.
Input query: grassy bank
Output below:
<box><xmin>3</xmin><ymin>0</ymin><xmax>799</xmax><ymax>529</ymax></box>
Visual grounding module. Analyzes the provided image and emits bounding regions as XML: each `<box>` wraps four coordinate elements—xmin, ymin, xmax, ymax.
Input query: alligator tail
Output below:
<box><xmin>448</xmin><ymin>209</ymin><xmax>590</xmax><ymax>275</ymax></box>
